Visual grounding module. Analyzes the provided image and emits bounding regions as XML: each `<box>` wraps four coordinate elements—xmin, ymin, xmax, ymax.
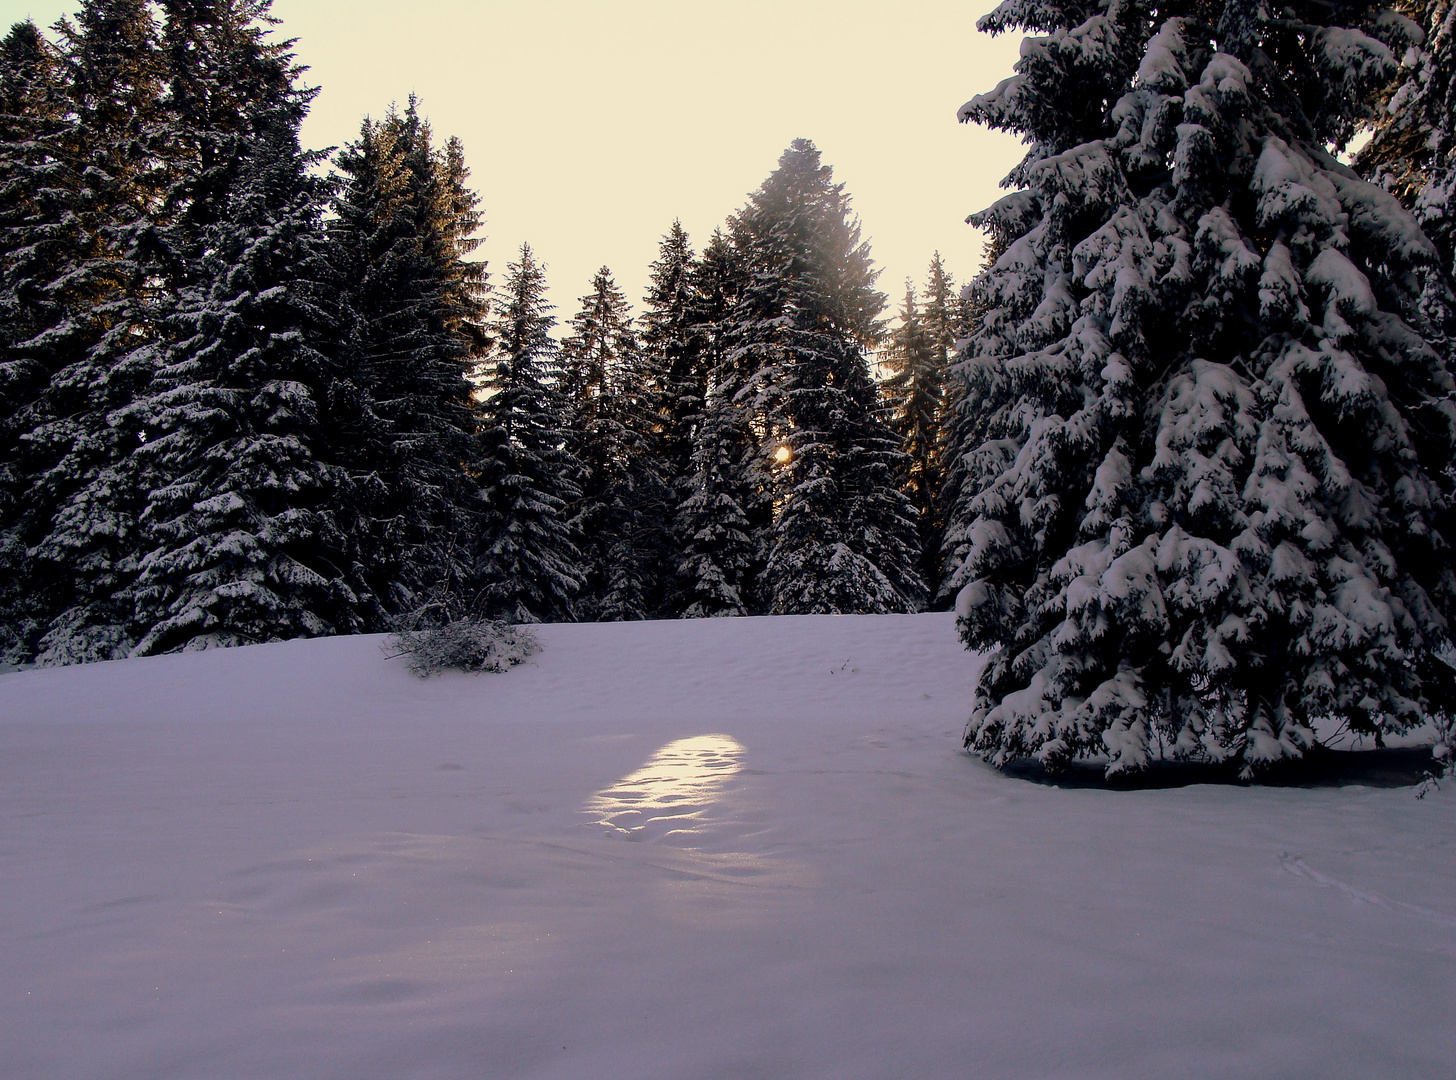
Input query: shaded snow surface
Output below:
<box><xmin>2</xmin><ymin>613</ymin><xmax>1453</xmax><ymax>1079</ymax></box>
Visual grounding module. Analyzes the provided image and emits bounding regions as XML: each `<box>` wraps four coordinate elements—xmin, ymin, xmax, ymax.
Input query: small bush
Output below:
<box><xmin>1415</xmin><ymin>714</ymin><xmax>1455</xmax><ymax>798</ymax></box>
<box><xmin>386</xmin><ymin>618</ymin><xmax>541</xmax><ymax>677</ymax></box>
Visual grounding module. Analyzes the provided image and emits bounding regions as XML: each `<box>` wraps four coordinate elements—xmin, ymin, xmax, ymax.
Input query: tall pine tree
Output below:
<box><xmin>639</xmin><ymin>219</ymin><xmax>715</xmax><ymax>608</ymax></box>
<box><xmin>731</xmin><ymin>139</ymin><xmax>924</xmax><ymax>615</ymax></box>
<box><xmin>882</xmin><ymin>279</ymin><xmax>945</xmax><ymax>599</ymax></box>
<box><xmin>561</xmin><ymin>266</ymin><xmax>669</xmax><ymax>620</ymax></box>
<box><xmin>472</xmin><ymin>242</ymin><xmax>585</xmax><ymax>622</ymax></box>
<box><xmin>325</xmin><ymin>98</ymin><xmax>486</xmax><ymax>623</ymax></box>
<box><xmin>917</xmin><ymin>251</ymin><xmax>975</xmax><ymax>607</ymax></box>
<box><xmin>639</xmin><ymin>220</ymin><xmax>709</xmax><ymax>497</ymax></box>
<box><xmin>673</xmin><ymin>227</ymin><xmax>758</xmax><ymax>616</ymax></box>
<box><xmin>120</xmin><ymin>6</ymin><xmax>350</xmax><ymax>655</ymax></box>
<box><xmin>0</xmin><ymin>21</ymin><xmax>73</xmax><ymax>660</ymax></box>
<box><xmin>152</xmin><ymin>0</ymin><xmax>302</xmax><ymax>288</ymax></box>
<box><xmin>23</xmin><ymin>0</ymin><xmax>167</xmax><ymax>664</ymax></box>
<box><xmin>951</xmin><ymin>0</ymin><xmax>1456</xmax><ymax>775</ymax></box>
<box><xmin>922</xmin><ymin>252</ymin><xmax>968</xmax><ymax>374</ymax></box>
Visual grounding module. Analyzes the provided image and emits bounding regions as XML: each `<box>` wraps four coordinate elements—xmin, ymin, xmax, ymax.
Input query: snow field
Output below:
<box><xmin>1</xmin><ymin>613</ymin><xmax>1453</xmax><ymax>1079</ymax></box>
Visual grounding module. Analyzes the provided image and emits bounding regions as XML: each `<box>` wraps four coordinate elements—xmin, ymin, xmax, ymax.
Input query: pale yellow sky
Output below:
<box><xmin>2</xmin><ymin>0</ymin><xmax>1026</xmax><ymax>315</ymax></box>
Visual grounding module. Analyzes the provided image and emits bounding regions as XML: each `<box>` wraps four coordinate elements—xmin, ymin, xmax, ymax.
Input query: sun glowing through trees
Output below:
<box><xmin>584</xmin><ymin>735</ymin><xmax>745</xmax><ymax>845</ymax></box>
<box><xmin>773</xmin><ymin>445</ymin><xmax>792</xmax><ymax>465</ymax></box>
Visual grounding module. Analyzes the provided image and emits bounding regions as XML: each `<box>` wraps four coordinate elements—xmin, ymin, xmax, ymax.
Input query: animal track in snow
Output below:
<box><xmin>1280</xmin><ymin>853</ymin><xmax>1456</xmax><ymax>929</ymax></box>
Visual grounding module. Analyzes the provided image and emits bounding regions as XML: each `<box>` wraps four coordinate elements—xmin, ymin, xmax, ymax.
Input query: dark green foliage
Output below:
<box><xmin>562</xmin><ymin>265</ymin><xmax>670</xmax><ymax>620</ymax></box>
<box><xmin>153</xmin><ymin>0</ymin><xmax>308</xmax><ymax>286</ymax></box>
<box><xmin>937</xmin><ymin>242</ymin><xmax>1005</xmax><ymax>607</ymax></box>
<box><xmin>639</xmin><ymin>220</ymin><xmax>716</xmax><ymax>610</ymax></box>
<box><xmin>1356</xmin><ymin>0</ymin><xmax>1456</xmax><ymax>280</ymax></box>
<box><xmin>325</xmin><ymin>98</ymin><xmax>486</xmax><ymax>622</ymax></box>
<box><xmin>125</xmin><ymin>106</ymin><xmax>352</xmax><ymax>655</ymax></box>
<box><xmin>22</xmin><ymin>0</ymin><xmax>167</xmax><ymax>664</ymax></box>
<box><xmin>882</xmin><ymin>278</ymin><xmax>946</xmax><ymax>599</ymax></box>
<box><xmin>0</xmin><ymin>21</ymin><xmax>73</xmax><ymax>660</ymax></box>
<box><xmin>639</xmin><ymin>220</ymin><xmax>709</xmax><ymax>486</ymax></box>
<box><xmin>472</xmin><ymin>243</ymin><xmax>586</xmax><ymax>623</ymax></box>
<box><xmin>731</xmin><ymin>139</ymin><xmax>924</xmax><ymax>615</ymax></box>
<box><xmin>675</xmin><ymin>389</ymin><xmax>756</xmax><ymax>617</ymax></box>
<box><xmin>0</xmin><ymin>5</ymin><xmax>494</xmax><ymax>663</ymax></box>
<box><xmin>672</xmin><ymin>227</ymin><xmax>758</xmax><ymax>617</ymax></box>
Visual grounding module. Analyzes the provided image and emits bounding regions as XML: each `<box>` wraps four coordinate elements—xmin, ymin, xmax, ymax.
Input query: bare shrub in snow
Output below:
<box><xmin>386</xmin><ymin>619</ymin><xmax>540</xmax><ymax>677</ymax></box>
<box><xmin>1417</xmin><ymin>714</ymin><xmax>1456</xmax><ymax>798</ymax></box>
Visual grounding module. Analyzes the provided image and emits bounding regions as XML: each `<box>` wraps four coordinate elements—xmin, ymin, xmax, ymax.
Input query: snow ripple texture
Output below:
<box><xmin>584</xmin><ymin>734</ymin><xmax>746</xmax><ymax>847</ymax></box>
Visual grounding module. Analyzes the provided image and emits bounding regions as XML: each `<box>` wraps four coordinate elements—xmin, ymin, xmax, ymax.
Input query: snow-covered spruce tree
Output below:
<box><xmin>882</xmin><ymin>280</ymin><xmax>945</xmax><ymax>598</ymax></box>
<box><xmin>923</xmin><ymin>252</ymin><xmax>971</xmax><ymax>375</ymax></box>
<box><xmin>639</xmin><ymin>220</ymin><xmax>719</xmax><ymax>610</ymax></box>
<box><xmin>63</xmin><ymin>0</ymin><xmax>354</xmax><ymax>657</ymax></box>
<box><xmin>324</xmin><ymin>99</ymin><xmax>487</xmax><ymax>623</ymax></box>
<box><xmin>22</xmin><ymin>0</ymin><xmax>168</xmax><ymax>664</ymax></box>
<box><xmin>732</xmin><ymin>138</ymin><xmax>924</xmax><ymax>615</ymax></box>
<box><xmin>952</xmin><ymin>0</ymin><xmax>1456</xmax><ymax>776</ymax></box>
<box><xmin>0</xmin><ymin>21</ymin><xmax>74</xmax><ymax>661</ymax></box>
<box><xmin>916</xmin><ymin>252</ymin><xmax>978</xmax><ymax>606</ymax></box>
<box><xmin>561</xmin><ymin>266</ymin><xmax>670</xmax><ymax>620</ymax></box>
<box><xmin>122</xmin><ymin>105</ymin><xmax>354</xmax><ymax>655</ymax></box>
<box><xmin>937</xmin><ymin>240</ymin><xmax>1011</xmax><ymax>609</ymax></box>
<box><xmin>151</xmin><ymin>0</ymin><xmax>303</xmax><ymax>290</ymax></box>
<box><xmin>672</xmin><ymin>226</ymin><xmax>759</xmax><ymax>617</ymax></box>
<box><xmin>471</xmin><ymin>243</ymin><xmax>585</xmax><ymax>623</ymax></box>
<box><xmin>1355</xmin><ymin>0</ymin><xmax>1456</xmax><ymax>278</ymax></box>
<box><xmin>640</xmin><ymin>220</ymin><xmax>710</xmax><ymax>491</ymax></box>
<box><xmin>675</xmin><ymin>386</ymin><xmax>757</xmax><ymax>617</ymax></box>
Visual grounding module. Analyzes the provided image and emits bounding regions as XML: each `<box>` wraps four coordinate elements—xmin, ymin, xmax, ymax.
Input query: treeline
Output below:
<box><xmin>0</xmin><ymin>0</ymin><xmax>969</xmax><ymax>666</ymax></box>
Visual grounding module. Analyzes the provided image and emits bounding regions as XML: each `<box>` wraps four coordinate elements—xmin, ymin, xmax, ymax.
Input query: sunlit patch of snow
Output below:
<box><xmin>584</xmin><ymin>733</ymin><xmax>745</xmax><ymax>845</ymax></box>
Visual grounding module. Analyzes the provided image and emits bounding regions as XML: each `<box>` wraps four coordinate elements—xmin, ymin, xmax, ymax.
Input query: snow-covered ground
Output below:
<box><xmin>2</xmin><ymin>613</ymin><xmax>1452</xmax><ymax>1079</ymax></box>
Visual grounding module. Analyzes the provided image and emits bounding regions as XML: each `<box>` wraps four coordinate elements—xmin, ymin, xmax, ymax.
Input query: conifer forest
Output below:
<box><xmin>4</xmin><ymin>0</ymin><xmax>1456</xmax><ymax>778</ymax></box>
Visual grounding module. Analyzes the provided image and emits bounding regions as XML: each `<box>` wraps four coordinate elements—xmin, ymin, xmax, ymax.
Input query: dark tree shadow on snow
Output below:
<box><xmin>993</xmin><ymin>745</ymin><xmax>1439</xmax><ymax>790</ymax></box>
